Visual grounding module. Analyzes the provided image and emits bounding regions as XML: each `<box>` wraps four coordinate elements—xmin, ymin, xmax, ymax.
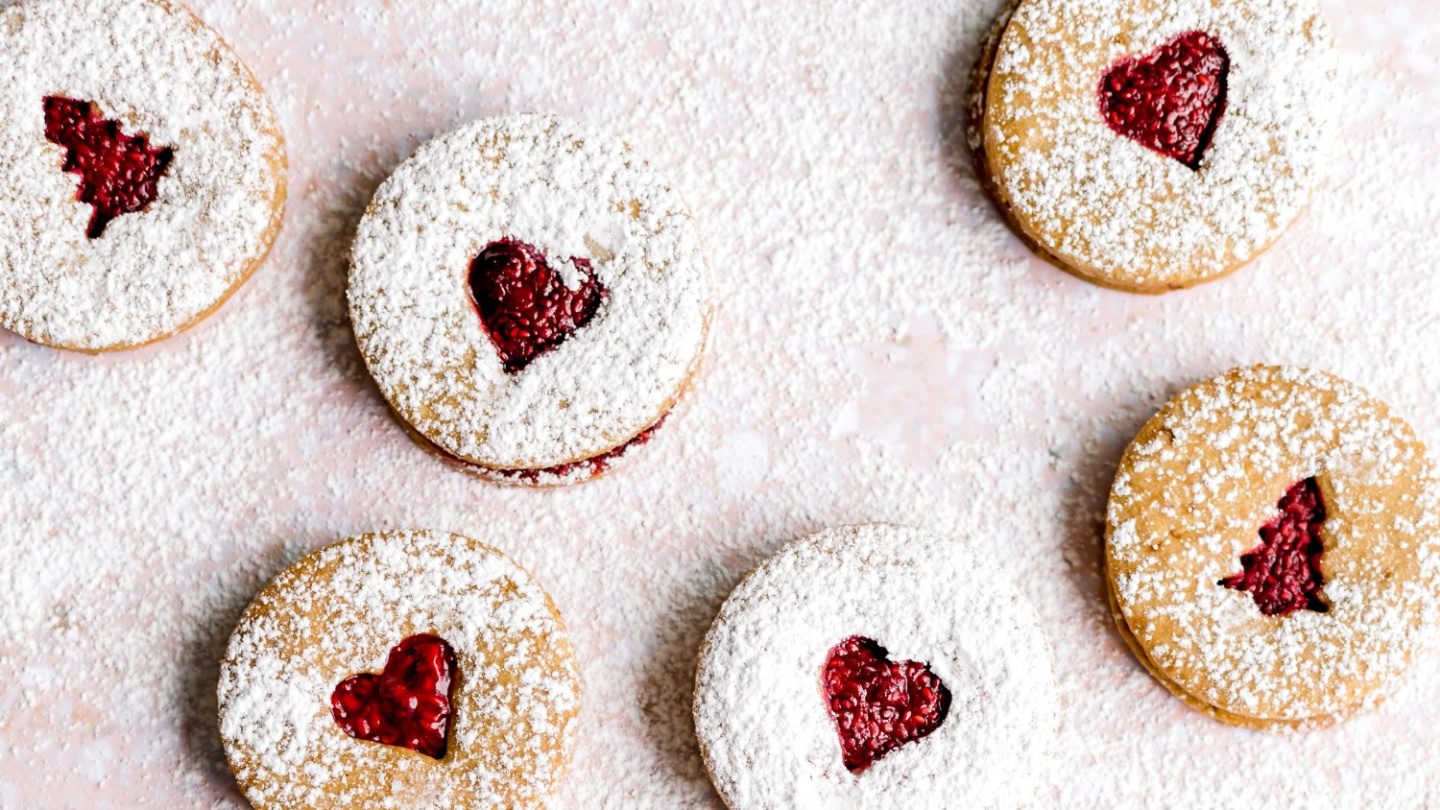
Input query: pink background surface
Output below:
<box><xmin>3</xmin><ymin>0</ymin><xmax>1440</xmax><ymax>807</ymax></box>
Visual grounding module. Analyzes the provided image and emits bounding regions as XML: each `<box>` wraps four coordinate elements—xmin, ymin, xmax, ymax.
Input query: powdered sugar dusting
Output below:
<box><xmin>217</xmin><ymin>530</ymin><xmax>580</xmax><ymax>808</ymax></box>
<box><xmin>0</xmin><ymin>0</ymin><xmax>284</xmax><ymax>351</ymax></box>
<box><xmin>1107</xmin><ymin>366</ymin><xmax>1440</xmax><ymax>723</ymax></box>
<box><xmin>2</xmin><ymin>0</ymin><xmax>1440</xmax><ymax>807</ymax></box>
<box><xmin>694</xmin><ymin>525</ymin><xmax>1059</xmax><ymax>809</ymax></box>
<box><xmin>980</xmin><ymin>0</ymin><xmax>1336</xmax><ymax>288</ymax></box>
<box><xmin>349</xmin><ymin>114</ymin><xmax>710</xmax><ymax>470</ymax></box>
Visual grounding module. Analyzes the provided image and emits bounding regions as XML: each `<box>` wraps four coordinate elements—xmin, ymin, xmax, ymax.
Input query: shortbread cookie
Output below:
<box><xmin>218</xmin><ymin>530</ymin><xmax>581</xmax><ymax>809</ymax></box>
<box><xmin>694</xmin><ymin>525</ymin><xmax>1059</xmax><ymax>809</ymax></box>
<box><xmin>1106</xmin><ymin>366</ymin><xmax>1440</xmax><ymax>729</ymax></box>
<box><xmin>349</xmin><ymin>114</ymin><xmax>710</xmax><ymax>486</ymax></box>
<box><xmin>0</xmin><ymin>0</ymin><xmax>286</xmax><ymax>351</ymax></box>
<box><xmin>970</xmin><ymin>0</ymin><xmax>1336</xmax><ymax>293</ymax></box>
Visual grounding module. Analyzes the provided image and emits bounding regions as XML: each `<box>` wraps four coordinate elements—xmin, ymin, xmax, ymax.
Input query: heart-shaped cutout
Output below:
<box><xmin>1098</xmin><ymin>31</ymin><xmax>1229</xmax><ymax>170</ymax></box>
<box><xmin>43</xmin><ymin>96</ymin><xmax>174</xmax><ymax>239</ymax></box>
<box><xmin>822</xmin><ymin>636</ymin><xmax>950</xmax><ymax>774</ymax></box>
<box><xmin>330</xmin><ymin>634</ymin><xmax>457</xmax><ymax>759</ymax></box>
<box><xmin>469</xmin><ymin>238</ymin><xmax>605</xmax><ymax>374</ymax></box>
<box><xmin>1220</xmin><ymin>477</ymin><xmax>1330</xmax><ymax>616</ymax></box>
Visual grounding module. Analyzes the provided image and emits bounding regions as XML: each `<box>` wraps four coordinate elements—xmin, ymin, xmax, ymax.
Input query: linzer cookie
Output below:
<box><xmin>1106</xmin><ymin>366</ymin><xmax>1440</xmax><ymax>729</ymax></box>
<box><xmin>693</xmin><ymin>525</ymin><xmax>1059</xmax><ymax>809</ymax></box>
<box><xmin>217</xmin><ymin>530</ymin><xmax>581</xmax><ymax>809</ymax></box>
<box><xmin>969</xmin><ymin>0</ymin><xmax>1336</xmax><ymax>292</ymax></box>
<box><xmin>0</xmin><ymin>0</ymin><xmax>286</xmax><ymax>351</ymax></box>
<box><xmin>348</xmin><ymin>114</ymin><xmax>711</xmax><ymax>487</ymax></box>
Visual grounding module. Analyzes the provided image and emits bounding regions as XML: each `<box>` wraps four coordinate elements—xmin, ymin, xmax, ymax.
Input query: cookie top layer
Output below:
<box><xmin>980</xmin><ymin>0</ymin><xmax>1335</xmax><ymax>291</ymax></box>
<box><xmin>694</xmin><ymin>525</ymin><xmax>1058</xmax><ymax>810</ymax></box>
<box><xmin>1107</xmin><ymin>366</ymin><xmax>1440</xmax><ymax>725</ymax></box>
<box><xmin>218</xmin><ymin>530</ymin><xmax>581</xmax><ymax>809</ymax></box>
<box><xmin>0</xmin><ymin>0</ymin><xmax>286</xmax><ymax>351</ymax></box>
<box><xmin>349</xmin><ymin>114</ymin><xmax>710</xmax><ymax>470</ymax></box>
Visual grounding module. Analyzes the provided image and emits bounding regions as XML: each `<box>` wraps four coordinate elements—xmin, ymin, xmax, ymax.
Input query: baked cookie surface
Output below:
<box><xmin>348</xmin><ymin>114</ymin><xmax>710</xmax><ymax>482</ymax></box>
<box><xmin>0</xmin><ymin>0</ymin><xmax>286</xmax><ymax>351</ymax></box>
<box><xmin>693</xmin><ymin>525</ymin><xmax>1059</xmax><ymax>810</ymax></box>
<box><xmin>1106</xmin><ymin>366</ymin><xmax>1440</xmax><ymax>728</ymax></box>
<box><xmin>972</xmin><ymin>0</ymin><xmax>1336</xmax><ymax>292</ymax></box>
<box><xmin>218</xmin><ymin>530</ymin><xmax>581</xmax><ymax>809</ymax></box>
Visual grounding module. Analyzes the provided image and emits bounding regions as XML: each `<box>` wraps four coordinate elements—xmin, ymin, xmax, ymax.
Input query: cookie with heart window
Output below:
<box><xmin>693</xmin><ymin>525</ymin><xmax>1059</xmax><ymax>809</ymax></box>
<box><xmin>348</xmin><ymin>114</ymin><xmax>711</xmax><ymax>487</ymax></box>
<box><xmin>1106</xmin><ymin>366</ymin><xmax>1440</xmax><ymax>729</ymax></box>
<box><xmin>0</xmin><ymin>0</ymin><xmax>286</xmax><ymax>351</ymax></box>
<box><xmin>217</xmin><ymin>530</ymin><xmax>581</xmax><ymax>809</ymax></box>
<box><xmin>967</xmin><ymin>0</ymin><xmax>1336</xmax><ymax>293</ymax></box>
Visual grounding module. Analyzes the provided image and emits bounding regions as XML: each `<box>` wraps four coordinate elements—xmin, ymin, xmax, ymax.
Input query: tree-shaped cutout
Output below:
<box><xmin>1220</xmin><ymin>478</ymin><xmax>1329</xmax><ymax>615</ymax></box>
<box><xmin>43</xmin><ymin>96</ymin><xmax>175</xmax><ymax>239</ymax></box>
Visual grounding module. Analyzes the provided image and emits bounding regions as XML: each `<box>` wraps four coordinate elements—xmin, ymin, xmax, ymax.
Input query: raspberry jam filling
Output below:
<box><xmin>1220</xmin><ymin>478</ymin><xmax>1329</xmax><ymax>616</ymax></box>
<box><xmin>822</xmin><ymin>636</ymin><xmax>950</xmax><ymax>774</ymax></box>
<box><xmin>330</xmin><ymin>634</ymin><xmax>457</xmax><ymax>759</ymax></box>
<box><xmin>469</xmin><ymin>238</ymin><xmax>605</xmax><ymax>373</ymax></box>
<box><xmin>1098</xmin><ymin>31</ymin><xmax>1229</xmax><ymax>170</ymax></box>
<box><xmin>43</xmin><ymin>96</ymin><xmax>174</xmax><ymax>238</ymax></box>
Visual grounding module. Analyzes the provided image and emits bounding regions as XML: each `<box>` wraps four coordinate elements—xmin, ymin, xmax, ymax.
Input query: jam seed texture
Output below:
<box><xmin>822</xmin><ymin>636</ymin><xmax>951</xmax><ymax>774</ymax></box>
<box><xmin>330</xmin><ymin>634</ymin><xmax>458</xmax><ymax>759</ymax></box>
<box><xmin>1220</xmin><ymin>478</ymin><xmax>1329</xmax><ymax>616</ymax></box>
<box><xmin>469</xmin><ymin>238</ymin><xmax>605</xmax><ymax>373</ymax></box>
<box><xmin>43</xmin><ymin>96</ymin><xmax>174</xmax><ymax>238</ymax></box>
<box><xmin>1099</xmin><ymin>31</ymin><xmax>1229</xmax><ymax>170</ymax></box>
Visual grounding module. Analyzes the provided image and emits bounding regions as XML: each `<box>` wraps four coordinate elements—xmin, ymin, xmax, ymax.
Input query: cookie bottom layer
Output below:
<box><xmin>1103</xmin><ymin>559</ymin><xmax>1356</xmax><ymax>731</ymax></box>
<box><xmin>394</xmin><ymin>407</ymin><xmax>670</xmax><ymax>488</ymax></box>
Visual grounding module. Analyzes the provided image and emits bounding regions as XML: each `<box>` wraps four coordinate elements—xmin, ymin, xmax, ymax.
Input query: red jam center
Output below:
<box><xmin>43</xmin><ymin>96</ymin><xmax>174</xmax><ymax>239</ymax></box>
<box><xmin>469</xmin><ymin>238</ymin><xmax>605</xmax><ymax>374</ymax></box>
<box><xmin>822</xmin><ymin>636</ymin><xmax>950</xmax><ymax>774</ymax></box>
<box><xmin>330</xmin><ymin>634</ymin><xmax>457</xmax><ymax>759</ymax></box>
<box><xmin>1098</xmin><ymin>31</ymin><xmax>1229</xmax><ymax>170</ymax></box>
<box><xmin>1220</xmin><ymin>478</ymin><xmax>1329</xmax><ymax>617</ymax></box>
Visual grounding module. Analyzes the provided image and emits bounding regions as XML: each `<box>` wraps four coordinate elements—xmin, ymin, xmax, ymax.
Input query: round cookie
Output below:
<box><xmin>970</xmin><ymin>0</ymin><xmax>1336</xmax><ymax>293</ymax></box>
<box><xmin>0</xmin><ymin>0</ymin><xmax>286</xmax><ymax>352</ymax></box>
<box><xmin>218</xmin><ymin>530</ymin><xmax>581</xmax><ymax>809</ymax></box>
<box><xmin>693</xmin><ymin>525</ymin><xmax>1059</xmax><ymax>810</ymax></box>
<box><xmin>348</xmin><ymin>114</ymin><xmax>710</xmax><ymax>486</ymax></box>
<box><xmin>1106</xmin><ymin>366</ymin><xmax>1440</xmax><ymax>729</ymax></box>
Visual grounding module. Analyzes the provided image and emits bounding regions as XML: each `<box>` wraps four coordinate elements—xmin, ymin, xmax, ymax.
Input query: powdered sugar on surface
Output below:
<box><xmin>982</xmin><ymin>0</ymin><xmax>1336</xmax><ymax>287</ymax></box>
<box><xmin>217</xmin><ymin>530</ymin><xmax>579</xmax><ymax>808</ymax></box>
<box><xmin>0</xmin><ymin>0</ymin><xmax>284</xmax><ymax>351</ymax></box>
<box><xmin>2</xmin><ymin>0</ymin><xmax>1440</xmax><ymax>808</ymax></box>
<box><xmin>694</xmin><ymin>525</ymin><xmax>1058</xmax><ymax>809</ymax></box>
<box><xmin>349</xmin><ymin>114</ymin><xmax>709</xmax><ymax>469</ymax></box>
